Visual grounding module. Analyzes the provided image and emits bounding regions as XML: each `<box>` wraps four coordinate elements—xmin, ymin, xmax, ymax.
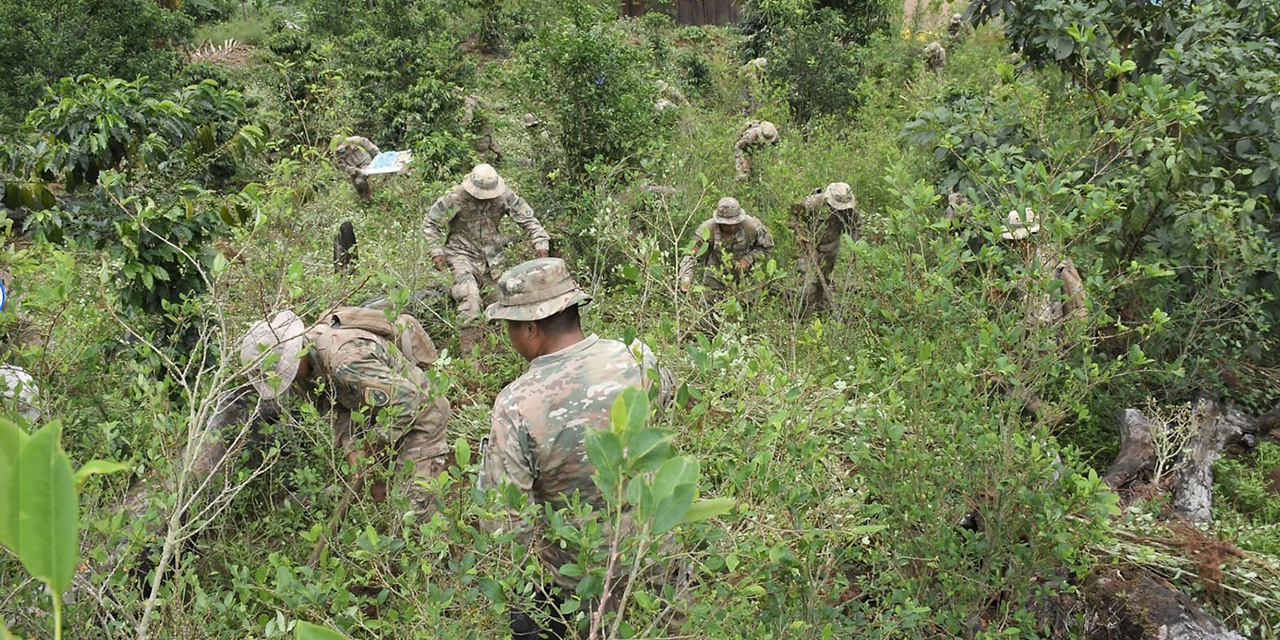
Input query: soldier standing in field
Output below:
<box><xmin>422</xmin><ymin>163</ymin><xmax>550</xmax><ymax>360</ymax></box>
<box><xmin>240</xmin><ymin>307</ymin><xmax>451</xmax><ymax>517</ymax></box>
<box><xmin>335</xmin><ymin>135</ymin><xmax>380</xmax><ymax>201</ymax></box>
<box><xmin>733</xmin><ymin>120</ymin><xmax>779</xmax><ymax>180</ymax></box>
<box><xmin>462</xmin><ymin>94</ymin><xmax>503</xmax><ymax>164</ymax></box>
<box><xmin>791</xmin><ymin>182</ymin><xmax>860</xmax><ymax>313</ymax></box>
<box><xmin>476</xmin><ymin>257</ymin><xmax>671</xmax><ymax>640</ymax></box>
<box><xmin>999</xmin><ymin>208</ymin><xmax>1088</xmax><ymax>328</ymax></box>
<box><xmin>680</xmin><ymin>196</ymin><xmax>775</xmax><ymax>295</ymax></box>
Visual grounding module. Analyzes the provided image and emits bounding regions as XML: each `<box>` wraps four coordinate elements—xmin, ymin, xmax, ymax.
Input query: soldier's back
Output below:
<box><xmin>492</xmin><ymin>335</ymin><xmax>644</xmax><ymax>507</ymax></box>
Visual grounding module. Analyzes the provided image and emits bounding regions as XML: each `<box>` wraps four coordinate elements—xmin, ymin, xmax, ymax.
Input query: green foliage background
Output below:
<box><xmin>1</xmin><ymin>0</ymin><xmax>1278</xmax><ymax>638</ymax></box>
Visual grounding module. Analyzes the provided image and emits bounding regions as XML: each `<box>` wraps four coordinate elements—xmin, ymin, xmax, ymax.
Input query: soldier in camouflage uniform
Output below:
<box><xmin>791</xmin><ymin>182</ymin><xmax>860</xmax><ymax>312</ymax></box>
<box><xmin>477</xmin><ymin>258</ymin><xmax>671</xmax><ymax>639</ymax></box>
<box><xmin>462</xmin><ymin>94</ymin><xmax>503</xmax><ymax>164</ymax></box>
<box><xmin>680</xmin><ymin>197</ymin><xmax>775</xmax><ymax>295</ymax></box>
<box><xmin>1000</xmin><ymin>208</ymin><xmax>1088</xmax><ymax>327</ymax></box>
<box><xmin>734</xmin><ymin>120</ymin><xmax>779</xmax><ymax>180</ymax></box>
<box><xmin>924</xmin><ymin>42</ymin><xmax>947</xmax><ymax>72</ymax></box>
<box><xmin>241</xmin><ymin>308</ymin><xmax>451</xmax><ymax>517</ymax></box>
<box><xmin>335</xmin><ymin>135</ymin><xmax>380</xmax><ymax>201</ymax></box>
<box><xmin>422</xmin><ymin>163</ymin><xmax>550</xmax><ymax>357</ymax></box>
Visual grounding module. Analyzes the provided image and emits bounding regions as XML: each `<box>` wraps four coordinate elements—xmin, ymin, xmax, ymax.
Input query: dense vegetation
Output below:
<box><xmin>1</xmin><ymin>0</ymin><xmax>1278</xmax><ymax>638</ymax></box>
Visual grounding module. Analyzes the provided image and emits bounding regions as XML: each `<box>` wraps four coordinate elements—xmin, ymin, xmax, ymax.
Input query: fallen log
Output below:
<box><xmin>1104</xmin><ymin>395</ymin><xmax>1279</xmax><ymax>524</ymax></box>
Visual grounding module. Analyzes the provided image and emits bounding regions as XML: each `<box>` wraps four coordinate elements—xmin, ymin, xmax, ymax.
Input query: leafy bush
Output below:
<box><xmin>518</xmin><ymin>3</ymin><xmax>656</xmax><ymax>183</ymax></box>
<box><xmin>0</xmin><ymin>0</ymin><xmax>192</xmax><ymax>125</ymax></box>
<box><xmin>762</xmin><ymin>8</ymin><xmax>866</xmax><ymax>121</ymax></box>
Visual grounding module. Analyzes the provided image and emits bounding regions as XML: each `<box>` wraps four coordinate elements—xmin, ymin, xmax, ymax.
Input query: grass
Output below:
<box><xmin>192</xmin><ymin>14</ymin><xmax>273</xmax><ymax>46</ymax></box>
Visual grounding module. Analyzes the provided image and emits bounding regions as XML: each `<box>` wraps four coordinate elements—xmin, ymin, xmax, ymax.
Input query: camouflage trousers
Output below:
<box><xmin>344</xmin><ymin>167</ymin><xmax>372</xmax><ymax>200</ymax></box>
<box><xmin>799</xmin><ymin>246</ymin><xmax>839</xmax><ymax>312</ymax></box>
<box><xmin>734</xmin><ymin>150</ymin><xmax>753</xmax><ymax>179</ymax></box>
<box><xmin>445</xmin><ymin>250</ymin><xmax>499</xmax><ymax>326</ymax></box>
<box><xmin>329</xmin><ymin>349</ymin><xmax>452</xmax><ymax>517</ymax></box>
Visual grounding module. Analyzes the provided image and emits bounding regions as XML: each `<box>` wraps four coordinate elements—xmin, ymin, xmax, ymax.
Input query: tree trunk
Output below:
<box><xmin>1103</xmin><ymin>408</ymin><xmax>1163</xmax><ymax>490</ymax></box>
<box><xmin>1083</xmin><ymin>567</ymin><xmax>1246</xmax><ymax>640</ymax></box>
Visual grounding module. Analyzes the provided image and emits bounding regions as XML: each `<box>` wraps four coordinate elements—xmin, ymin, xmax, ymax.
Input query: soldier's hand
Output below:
<box><xmin>535</xmin><ymin>248</ymin><xmax>550</xmax><ymax>258</ymax></box>
<box><xmin>736</xmin><ymin>257</ymin><xmax>753</xmax><ymax>272</ymax></box>
<box><xmin>432</xmin><ymin>255</ymin><xmax>447</xmax><ymax>271</ymax></box>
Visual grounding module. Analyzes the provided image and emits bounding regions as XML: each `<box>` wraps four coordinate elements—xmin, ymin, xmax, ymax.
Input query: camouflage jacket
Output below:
<box><xmin>477</xmin><ymin>334</ymin><xmax>668</xmax><ymax>584</ymax></box>
<box><xmin>796</xmin><ymin>190</ymin><xmax>860</xmax><ymax>254</ymax></box>
<box><xmin>735</xmin><ymin>122</ymin><xmax>776</xmax><ymax>151</ymax></box>
<box><xmin>679</xmin><ymin>215</ymin><xmax>775</xmax><ymax>285</ymax></box>
<box><xmin>422</xmin><ymin>185</ymin><xmax>550</xmax><ymax>262</ymax></box>
<box><xmin>1022</xmin><ymin>247</ymin><xmax>1088</xmax><ymax>327</ymax></box>
<box><xmin>336</xmin><ymin>136</ymin><xmax>379</xmax><ymax>173</ymax></box>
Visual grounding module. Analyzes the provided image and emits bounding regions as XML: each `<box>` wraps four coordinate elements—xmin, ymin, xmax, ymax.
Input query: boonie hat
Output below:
<box><xmin>759</xmin><ymin>121</ymin><xmax>779</xmax><ymax>143</ymax></box>
<box><xmin>462</xmin><ymin>163</ymin><xmax>506</xmax><ymax>200</ymax></box>
<box><xmin>824</xmin><ymin>182</ymin><xmax>856</xmax><ymax>211</ymax></box>
<box><xmin>240</xmin><ymin>310</ymin><xmax>307</xmax><ymax>399</ymax></box>
<box><xmin>485</xmin><ymin>258</ymin><xmax>592</xmax><ymax>322</ymax></box>
<box><xmin>713</xmin><ymin>197</ymin><xmax>746</xmax><ymax>224</ymax></box>
<box><xmin>1000</xmin><ymin>207</ymin><xmax>1040</xmax><ymax>240</ymax></box>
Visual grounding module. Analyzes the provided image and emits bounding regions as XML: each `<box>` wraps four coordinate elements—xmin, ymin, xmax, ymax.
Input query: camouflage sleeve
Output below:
<box><xmin>359</xmin><ymin>137</ymin><xmax>380</xmax><ymax>157</ymax></box>
<box><xmin>735</xmin><ymin>128</ymin><xmax>756</xmax><ymax>150</ymax></box>
<box><xmin>1057</xmin><ymin>259</ymin><xmax>1088</xmax><ymax>321</ymax></box>
<box><xmin>423</xmin><ymin>190</ymin><xmax>460</xmax><ymax>258</ymax></box>
<box><xmin>503</xmin><ymin>190</ymin><xmax>550</xmax><ymax>252</ymax></box>
<box><xmin>477</xmin><ymin>401</ymin><xmax>536</xmax><ymax>494</ymax></box>
<box><xmin>679</xmin><ymin>221</ymin><xmax>713</xmax><ymax>286</ymax></box>
<box><xmin>745</xmin><ymin>219</ymin><xmax>775</xmax><ymax>264</ymax></box>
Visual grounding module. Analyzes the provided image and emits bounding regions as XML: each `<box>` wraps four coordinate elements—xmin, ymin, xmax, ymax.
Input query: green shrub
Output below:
<box><xmin>518</xmin><ymin>3</ymin><xmax>657</xmax><ymax>183</ymax></box>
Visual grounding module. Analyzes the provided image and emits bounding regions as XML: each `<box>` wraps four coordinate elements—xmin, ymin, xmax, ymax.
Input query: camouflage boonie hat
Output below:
<box><xmin>240</xmin><ymin>310</ymin><xmax>307</xmax><ymax>399</ymax></box>
<box><xmin>462</xmin><ymin>163</ymin><xmax>506</xmax><ymax>200</ymax></box>
<box><xmin>824</xmin><ymin>182</ymin><xmax>856</xmax><ymax>210</ymax></box>
<box><xmin>485</xmin><ymin>258</ymin><xmax>592</xmax><ymax>322</ymax></box>
<box><xmin>713</xmin><ymin>196</ymin><xmax>746</xmax><ymax>224</ymax></box>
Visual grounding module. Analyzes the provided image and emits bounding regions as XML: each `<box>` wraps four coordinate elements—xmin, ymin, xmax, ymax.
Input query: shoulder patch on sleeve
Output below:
<box><xmin>363</xmin><ymin>387</ymin><xmax>391</xmax><ymax>407</ymax></box>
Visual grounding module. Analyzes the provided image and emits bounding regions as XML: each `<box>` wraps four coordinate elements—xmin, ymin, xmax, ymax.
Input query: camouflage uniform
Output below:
<box><xmin>741</xmin><ymin>57</ymin><xmax>767</xmax><ymax>115</ymax></box>
<box><xmin>680</xmin><ymin>197</ymin><xmax>775</xmax><ymax>292</ymax></box>
<box><xmin>1000</xmin><ymin>209</ymin><xmax>1088</xmax><ymax>327</ymax></box>
<box><xmin>336</xmin><ymin>136</ymin><xmax>380</xmax><ymax>200</ymax></box>
<box><xmin>947</xmin><ymin>13</ymin><xmax>971</xmax><ymax>43</ymax></box>
<box><xmin>422</xmin><ymin>164</ymin><xmax>550</xmax><ymax>326</ymax></box>
<box><xmin>734</xmin><ymin>120</ymin><xmax>779</xmax><ymax>180</ymax></box>
<box><xmin>792</xmin><ymin>182</ymin><xmax>859</xmax><ymax>311</ymax></box>
<box><xmin>243</xmin><ymin>309</ymin><xmax>451</xmax><ymax>516</ymax></box>
<box><xmin>924</xmin><ymin>42</ymin><xmax>947</xmax><ymax>72</ymax></box>
<box><xmin>477</xmin><ymin>258</ymin><xmax>670</xmax><ymax>591</ymax></box>
<box><xmin>462</xmin><ymin>94</ymin><xmax>503</xmax><ymax>164</ymax></box>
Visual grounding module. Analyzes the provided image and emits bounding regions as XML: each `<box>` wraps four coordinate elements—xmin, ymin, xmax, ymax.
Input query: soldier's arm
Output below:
<box><xmin>679</xmin><ymin>222</ymin><xmax>712</xmax><ymax>287</ymax></box>
<box><xmin>360</xmin><ymin>137</ymin><xmax>380</xmax><ymax>156</ymax></box>
<box><xmin>476</xmin><ymin>404</ymin><xmax>538</xmax><ymax>533</ymax></box>
<box><xmin>504</xmin><ymin>191</ymin><xmax>551</xmax><ymax>253</ymax></box>
<box><xmin>1057</xmin><ymin>259</ymin><xmax>1088</xmax><ymax>321</ymax></box>
<box><xmin>735</xmin><ymin>130</ymin><xmax>754</xmax><ymax>151</ymax></box>
<box><xmin>743</xmin><ymin>220</ymin><xmax>775</xmax><ymax>265</ymax></box>
<box><xmin>422</xmin><ymin>191</ymin><xmax>459</xmax><ymax>258</ymax></box>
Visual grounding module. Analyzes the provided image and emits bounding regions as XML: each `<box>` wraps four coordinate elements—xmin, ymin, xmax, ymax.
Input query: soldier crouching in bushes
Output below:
<box><xmin>241</xmin><ymin>307</ymin><xmax>452</xmax><ymax>517</ymax></box>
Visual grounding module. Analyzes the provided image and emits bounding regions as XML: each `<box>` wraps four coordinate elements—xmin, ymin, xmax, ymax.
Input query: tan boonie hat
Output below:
<box><xmin>485</xmin><ymin>258</ymin><xmax>592</xmax><ymax>322</ymax></box>
<box><xmin>824</xmin><ymin>182</ymin><xmax>856</xmax><ymax>210</ymax></box>
<box><xmin>1001</xmin><ymin>207</ymin><xmax>1041</xmax><ymax>240</ymax></box>
<box><xmin>759</xmin><ymin>121</ymin><xmax>779</xmax><ymax>143</ymax></box>
<box><xmin>713</xmin><ymin>196</ymin><xmax>746</xmax><ymax>224</ymax></box>
<box><xmin>240</xmin><ymin>310</ymin><xmax>307</xmax><ymax>399</ymax></box>
<box><xmin>462</xmin><ymin>163</ymin><xmax>506</xmax><ymax>200</ymax></box>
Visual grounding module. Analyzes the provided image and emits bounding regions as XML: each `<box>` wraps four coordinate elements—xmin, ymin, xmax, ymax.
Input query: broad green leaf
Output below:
<box><xmin>624</xmin><ymin>428</ymin><xmax>670</xmax><ymax>473</ymax></box>
<box><xmin>683</xmin><ymin>497</ymin><xmax>736</xmax><ymax>524</ymax></box>
<box><xmin>73</xmin><ymin>460</ymin><xmax>129</xmax><ymax>491</ymax></box>
<box><xmin>295</xmin><ymin>621</ymin><xmax>348</xmax><ymax>640</ymax></box>
<box><xmin>651</xmin><ymin>457</ymin><xmax>698</xmax><ymax>502</ymax></box>
<box><xmin>652</xmin><ymin>482</ymin><xmax>696</xmax><ymax>534</ymax></box>
<box><xmin>0</xmin><ymin>419</ymin><xmax>30</xmax><ymax>548</ymax></box>
<box><xmin>454</xmin><ymin>437</ymin><xmax>471</xmax><ymax>468</ymax></box>
<box><xmin>609</xmin><ymin>387</ymin><xmax>649</xmax><ymax>435</ymax></box>
<box><xmin>7</xmin><ymin>422</ymin><xmax>79</xmax><ymax>593</ymax></box>
<box><xmin>585</xmin><ymin>430</ymin><xmax>623</xmax><ymax>498</ymax></box>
